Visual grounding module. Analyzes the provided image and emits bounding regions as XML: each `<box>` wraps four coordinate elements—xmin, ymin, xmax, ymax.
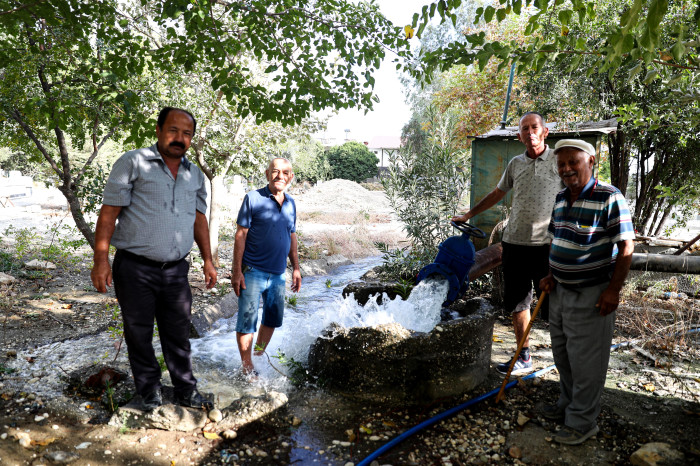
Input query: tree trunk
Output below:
<box><xmin>652</xmin><ymin>204</ymin><xmax>673</xmax><ymax>237</ymax></box>
<box><xmin>58</xmin><ymin>183</ymin><xmax>96</xmax><ymax>249</ymax></box>
<box><xmin>208</xmin><ymin>175</ymin><xmax>226</xmax><ymax>268</ymax></box>
<box><xmin>607</xmin><ymin>131</ymin><xmax>630</xmax><ymax>195</ymax></box>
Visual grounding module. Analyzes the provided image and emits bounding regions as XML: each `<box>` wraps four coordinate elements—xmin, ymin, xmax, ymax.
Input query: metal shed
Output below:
<box><xmin>469</xmin><ymin>118</ymin><xmax>618</xmax><ymax>249</ymax></box>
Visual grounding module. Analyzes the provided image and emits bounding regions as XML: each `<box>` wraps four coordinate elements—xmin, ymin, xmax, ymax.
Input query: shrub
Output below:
<box><xmin>326</xmin><ymin>141</ymin><xmax>379</xmax><ymax>182</ymax></box>
<box><xmin>380</xmin><ymin>109</ymin><xmax>470</xmax><ymax>279</ymax></box>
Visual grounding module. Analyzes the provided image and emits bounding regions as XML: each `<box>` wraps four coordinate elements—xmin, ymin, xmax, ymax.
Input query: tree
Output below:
<box><xmin>382</xmin><ymin>109</ymin><xmax>470</xmax><ymax>274</ymax></box>
<box><xmin>280</xmin><ymin>138</ymin><xmax>331</xmax><ymax>184</ymax></box>
<box><xmin>326</xmin><ymin>141</ymin><xmax>379</xmax><ymax>182</ymax></box>
<box><xmin>406</xmin><ymin>0</ymin><xmax>700</xmax><ymax>129</ymax></box>
<box><xmin>1</xmin><ymin>0</ymin><xmax>408</xmax><ymax>249</ymax></box>
<box><xmin>0</xmin><ymin>0</ymin><xmax>159</xmax><ymax>248</ymax></box>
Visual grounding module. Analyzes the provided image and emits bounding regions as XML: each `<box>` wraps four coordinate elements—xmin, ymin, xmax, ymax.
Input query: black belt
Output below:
<box><xmin>118</xmin><ymin>249</ymin><xmax>187</xmax><ymax>269</ymax></box>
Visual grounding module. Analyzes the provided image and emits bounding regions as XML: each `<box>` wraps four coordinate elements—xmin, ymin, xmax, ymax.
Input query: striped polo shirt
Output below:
<box><xmin>548</xmin><ymin>178</ymin><xmax>635</xmax><ymax>285</ymax></box>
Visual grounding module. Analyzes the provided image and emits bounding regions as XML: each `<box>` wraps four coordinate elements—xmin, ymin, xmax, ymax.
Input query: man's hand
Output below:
<box><xmin>231</xmin><ymin>269</ymin><xmax>246</xmax><ymax>297</ymax></box>
<box><xmin>203</xmin><ymin>260</ymin><xmax>217</xmax><ymax>289</ymax></box>
<box><xmin>539</xmin><ymin>273</ymin><xmax>556</xmax><ymax>294</ymax></box>
<box><xmin>596</xmin><ymin>287</ymin><xmax>621</xmax><ymax>316</ymax></box>
<box><xmin>91</xmin><ymin>259</ymin><xmax>112</xmax><ymax>293</ymax></box>
<box><xmin>291</xmin><ymin>268</ymin><xmax>301</xmax><ymax>293</ymax></box>
<box><xmin>451</xmin><ymin>212</ymin><xmax>472</xmax><ymax>223</ymax></box>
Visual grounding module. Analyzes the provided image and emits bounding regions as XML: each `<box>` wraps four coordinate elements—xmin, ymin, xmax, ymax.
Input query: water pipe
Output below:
<box><xmin>356</xmin><ymin>365</ymin><xmax>556</xmax><ymax>466</ymax></box>
<box><xmin>357</xmin><ymin>328</ymin><xmax>700</xmax><ymax>466</ymax></box>
<box><xmin>500</xmin><ymin>62</ymin><xmax>517</xmax><ymax>130</ymax></box>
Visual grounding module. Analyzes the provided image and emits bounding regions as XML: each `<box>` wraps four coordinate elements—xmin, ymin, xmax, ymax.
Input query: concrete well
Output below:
<box><xmin>307</xmin><ymin>289</ymin><xmax>496</xmax><ymax>402</ymax></box>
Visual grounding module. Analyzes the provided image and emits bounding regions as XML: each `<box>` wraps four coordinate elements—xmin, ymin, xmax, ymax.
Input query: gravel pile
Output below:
<box><xmin>295</xmin><ymin>179</ymin><xmax>393</xmax><ymax>214</ymax></box>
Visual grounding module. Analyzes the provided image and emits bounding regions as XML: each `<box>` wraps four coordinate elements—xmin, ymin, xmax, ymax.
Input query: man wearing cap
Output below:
<box><xmin>453</xmin><ymin>112</ymin><xmax>563</xmax><ymax>375</ymax></box>
<box><xmin>539</xmin><ymin>139</ymin><xmax>635</xmax><ymax>445</ymax></box>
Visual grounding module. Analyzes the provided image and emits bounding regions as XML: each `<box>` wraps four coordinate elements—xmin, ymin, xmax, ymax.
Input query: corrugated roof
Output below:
<box><xmin>474</xmin><ymin>118</ymin><xmax>618</xmax><ymax>139</ymax></box>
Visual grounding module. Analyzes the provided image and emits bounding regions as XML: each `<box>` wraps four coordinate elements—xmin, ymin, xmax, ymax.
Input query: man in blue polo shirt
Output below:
<box><xmin>539</xmin><ymin>139</ymin><xmax>635</xmax><ymax>445</ymax></box>
<box><xmin>232</xmin><ymin>157</ymin><xmax>301</xmax><ymax>375</ymax></box>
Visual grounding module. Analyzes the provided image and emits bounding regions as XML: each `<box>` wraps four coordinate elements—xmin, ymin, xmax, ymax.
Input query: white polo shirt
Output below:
<box><xmin>496</xmin><ymin>147</ymin><xmax>563</xmax><ymax>245</ymax></box>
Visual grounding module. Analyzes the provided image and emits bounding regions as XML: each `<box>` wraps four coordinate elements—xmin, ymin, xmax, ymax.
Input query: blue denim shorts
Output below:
<box><xmin>236</xmin><ymin>265</ymin><xmax>286</xmax><ymax>334</ymax></box>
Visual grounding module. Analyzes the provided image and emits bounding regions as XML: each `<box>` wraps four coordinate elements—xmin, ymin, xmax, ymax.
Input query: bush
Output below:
<box><xmin>280</xmin><ymin>139</ymin><xmax>331</xmax><ymax>184</ymax></box>
<box><xmin>379</xmin><ymin>109</ymin><xmax>470</xmax><ymax>279</ymax></box>
<box><xmin>326</xmin><ymin>141</ymin><xmax>379</xmax><ymax>182</ymax></box>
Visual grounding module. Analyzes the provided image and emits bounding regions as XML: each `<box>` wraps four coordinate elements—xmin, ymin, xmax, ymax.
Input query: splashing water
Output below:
<box><xmin>190</xmin><ymin>265</ymin><xmax>449</xmax><ymax>404</ymax></box>
<box><xmin>3</xmin><ymin>258</ymin><xmax>450</xmax><ymax>407</ymax></box>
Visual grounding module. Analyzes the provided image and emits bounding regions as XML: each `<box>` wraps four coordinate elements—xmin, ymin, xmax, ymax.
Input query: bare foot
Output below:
<box><xmin>242</xmin><ymin>360</ymin><xmax>255</xmax><ymax>374</ymax></box>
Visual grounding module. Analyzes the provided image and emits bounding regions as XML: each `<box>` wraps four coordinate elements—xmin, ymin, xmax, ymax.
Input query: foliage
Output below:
<box><xmin>382</xmin><ymin>110</ymin><xmax>470</xmax><ymax>275</ymax></box>
<box><xmin>406</xmin><ymin>0</ymin><xmax>700</xmax><ymax>130</ymax></box>
<box><xmin>374</xmin><ymin>242</ymin><xmax>424</xmax><ymax>281</ymax></box>
<box><xmin>509</xmin><ymin>0</ymin><xmax>700</xmax><ymax>233</ymax></box>
<box><xmin>280</xmin><ymin>138</ymin><xmax>331</xmax><ymax>184</ymax></box>
<box><xmin>271</xmin><ymin>350</ymin><xmax>318</xmax><ymax>387</ymax></box>
<box><xmin>326</xmin><ymin>141</ymin><xmax>379</xmax><ymax>183</ymax></box>
<box><xmin>286</xmin><ymin>294</ymin><xmax>298</xmax><ymax>307</ymax></box>
<box><xmin>1</xmin><ymin>0</ymin><xmax>408</xmax><ymax>249</ymax></box>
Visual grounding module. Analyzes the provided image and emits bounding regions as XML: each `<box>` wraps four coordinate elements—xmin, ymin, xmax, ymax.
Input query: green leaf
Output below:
<box><xmin>484</xmin><ymin>6</ymin><xmax>495</xmax><ymax>23</ymax></box>
<box><xmin>670</xmin><ymin>40</ymin><xmax>685</xmax><ymax>63</ymax></box>
<box><xmin>642</xmin><ymin>70</ymin><xmax>659</xmax><ymax>84</ymax></box>
<box><xmin>513</xmin><ymin>0</ymin><xmax>522</xmax><ymax>15</ymax></box>
<box><xmin>496</xmin><ymin>8</ymin><xmax>506</xmax><ymax>22</ymax></box>
<box><xmin>627</xmin><ymin>62</ymin><xmax>643</xmax><ymax>81</ymax></box>
<box><xmin>558</xmin><ymin>10</ymin><xmax>572</xmax><ymax>26</ymax></box>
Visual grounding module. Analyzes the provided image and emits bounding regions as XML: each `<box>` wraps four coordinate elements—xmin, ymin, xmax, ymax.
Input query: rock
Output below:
<box><xmin>508</xmin><ymin>446</ymin><xmax>522</xmax><ymax>458</ymax></box>
<box><xmin>517</xmin><ymin>412</ymin><xmax>530</xmax><ymax>426</ymax></box>
<box><xmin>16</xmin><ymin>432</ymin><xmax>31</xmax><ymax>448</ymax></box>
<box><xmin>292</xmin><ymin>416</ymin><xmax>302</xmax><ymax>426</ymax></box>
<box><xmin>222</xmin><ymin>429</ymin><xmax>237</xmax><ymax>440</ymax></box>
<box><xmin>208</xmin><ymin>409</ymin><xmax>223</xmax><ymax>423</ymax></box>
<box><xmin>109</xmin><ymin>402</ymin><xmax>209</xmax><ymax>432</ymax></box>
<box><xmin>24</xmin><ymin>259</ymin><xmax>56</xmax><ymax>270</ymax></box>
<box><xmin>0</xmin><ymin>272</ymin><xmax>16</xmax><ymax>284</ymax></box>
<box><xmin>191</xmin><ymin>290</ymin><xmax>239</xmax><ymax>338</ymax></box>
<box><xmin>216</xmin><ymin>391</ymin><xmax>288</xmax><ymax>430</ymax></box>
<box><xmin>307</xmin><ymin>297</ymin><xmax>496</xmax><ymax>401</ymax></box>
<box><xmin>630</xmin><ymin>442</ymin><xmax>685</xmax><ymax>466</ymax></box>
<box><xmin>342</xmin><ymin>281</ymin><xmax>399</xmax><ymax>306</ymax></box>
<box><xmin>75</xmin><ymin>442</ymin><xmax>92</xmax><ymax>449</ymax></box>
<box><xmin>44</xmin><ymin>451</ymin><xmax>80</xmax><ymax>464</ymax></box>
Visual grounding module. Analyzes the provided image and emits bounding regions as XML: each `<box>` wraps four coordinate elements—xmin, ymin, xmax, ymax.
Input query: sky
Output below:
<box><xmin>314</xmin><ymin>0</ymin><xmax>427</xmax><ymax>146</ymax></box>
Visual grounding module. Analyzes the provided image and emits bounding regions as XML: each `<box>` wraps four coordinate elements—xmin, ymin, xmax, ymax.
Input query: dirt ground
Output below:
<box><xmin>0</xmin><ymin>180</ymin><xmax>698</xmax><ymax>465</ymax></box>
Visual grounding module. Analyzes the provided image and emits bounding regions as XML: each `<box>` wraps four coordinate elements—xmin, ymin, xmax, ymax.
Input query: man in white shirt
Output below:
<box><xmin>452</xmin><ymin>112</ymin><xmax>563</xmax><ymax>375</ymax></box>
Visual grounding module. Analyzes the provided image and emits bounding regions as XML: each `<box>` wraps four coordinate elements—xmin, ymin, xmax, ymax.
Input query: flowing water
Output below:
<box><xmin>4</xmin><ymin>257</ymin><xmax>449</xmax><ymax>408</ymax></box>
<box><xmin>191</xmin><ymin>257</ymin><xmax>450</xmax><ymax>406</ymax></box>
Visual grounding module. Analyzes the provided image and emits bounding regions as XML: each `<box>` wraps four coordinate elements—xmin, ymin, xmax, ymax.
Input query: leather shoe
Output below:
<box><xmin>142</xmin><ymin>388</ymin><xmax>162</xmax><ymax>411</ymax></box>
<box><xmin>175</xmin><ymin>388</ymin><xmax>213</xmax><ymax>410</ymax></box>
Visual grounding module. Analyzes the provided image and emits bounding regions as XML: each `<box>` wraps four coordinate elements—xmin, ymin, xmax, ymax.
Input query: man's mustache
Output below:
<box><xmin>169</xmin><ymin>141</ymin><xmax>186</xmax><ymax>149</ymax></box>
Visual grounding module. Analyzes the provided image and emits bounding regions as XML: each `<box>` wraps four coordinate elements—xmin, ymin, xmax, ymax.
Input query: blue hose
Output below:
<box><xmin>358</xmin><ymin>328</ymin><xmax>700</xmax><ymax>466</ymax></box>
<box><xmin>357</xmin><ymin>365</ymin><xmax>556</xmax><ymax>466</ymax></box>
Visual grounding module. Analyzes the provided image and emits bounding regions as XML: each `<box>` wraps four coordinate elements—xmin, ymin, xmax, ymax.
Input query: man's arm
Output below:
<box><xmin>91</xmin><ymin>205</ymin><xmax>122</xmax><ymax>293</ymax></box>
<box><xmin>597</xmin><ymin>239</ymin><xmax>634</xmax><ymax>316</ymax></box>
<box><xmin>193</xmin><ymin>211</ymin><xmax>217</xmax><ymax>289</ymax></box>
<box><xmin>289</xmin><ymin>232</ymin><xmax>301</xmax><ymax>293</ymax></box>
<box><xmin>231</xmin><ymin>225</ymin><xmax>248</xmax><ymax>296</ymax></box>
<box><xmin>452</xmin><ymin>187</ymin><xmax>507</xmax><ymax>222</ymax></box>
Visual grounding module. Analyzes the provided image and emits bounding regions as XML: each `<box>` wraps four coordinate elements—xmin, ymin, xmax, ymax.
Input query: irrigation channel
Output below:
<box><xmin>191</xmin><ymin>256</ymin><xmax>450</xmax><ymax>407</ymax></box>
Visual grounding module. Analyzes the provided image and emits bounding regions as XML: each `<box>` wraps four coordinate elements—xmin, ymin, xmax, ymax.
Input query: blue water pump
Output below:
<box><xmin>415</xmin><ymin>221</ymin><xmax>486</xmax><ymax>306</ymax></box>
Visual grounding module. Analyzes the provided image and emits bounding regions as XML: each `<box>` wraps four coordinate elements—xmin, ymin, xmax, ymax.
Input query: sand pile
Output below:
<box><xmin>295</xmin><ymin>179</ymin><xmax>392</xmax><ymax>214</ymax></box>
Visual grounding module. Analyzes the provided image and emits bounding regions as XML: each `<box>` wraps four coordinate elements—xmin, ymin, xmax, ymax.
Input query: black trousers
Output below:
<box><xmin>112</xmin><ymin>250</ymin><xmax>197</xmax><ymax>396</ymax></box>
<box><xmin>501</xmin><ymin>241</ymin><xmax>550</xmax><ymax>321</ymax></box>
